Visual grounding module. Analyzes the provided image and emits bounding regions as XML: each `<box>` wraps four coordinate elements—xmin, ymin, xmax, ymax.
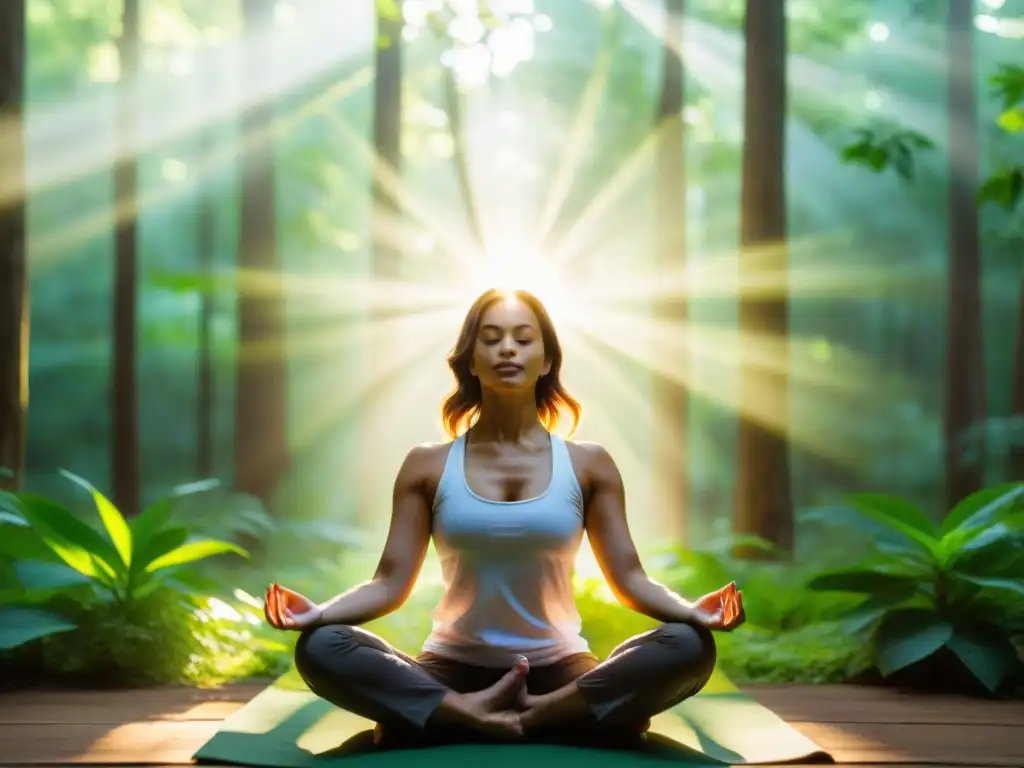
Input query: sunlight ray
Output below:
<box><xmin>289</xmin><ymin>320</ymin><xmax>453</xmax><ymax>450</ymax></box>
<box><xmin>320</xmin><ymin>111</ymin><xmax>484</xmax><ymax>271</ymax></box>
<box><xmin>532</xmin><ymin>39</ymin><xmax>614</xmax><ymax>247</ymax></box>
<box><xmin>3</xmin><ymin>13</ymin><xmax>374</xmax><ymax>209</ymax></box>
<box><xmin>575</xmin><ymin>303</ymin><xmax>892</xmax><ymax>397</ymax></box>
<box><xmin>27</xmin><ymin>70</ymin><xmax>372</xmax><ymax>266</ymax></box>
<box><xmin>242</xmin><ymin>305</ymin><xmax>463</xmax><ymax>364</ymax></box>
<box><xmin>545</xmin><ymin>123</ymin><xmax>664</xmax><ymax>266</ymax></box>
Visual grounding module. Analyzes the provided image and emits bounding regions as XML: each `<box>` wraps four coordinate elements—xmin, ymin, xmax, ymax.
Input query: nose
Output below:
<box><xmin>499</xmin><ymin>337</ymin><xmax>516</xmax><ymax>357</ymax></box>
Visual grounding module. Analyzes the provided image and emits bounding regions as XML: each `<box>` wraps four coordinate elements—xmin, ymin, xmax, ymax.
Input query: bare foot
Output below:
<box><xmin>464</xmin><ymin>656</ymin><xmax>530</xmax><ymax>712</ymax></box>
<box><xmin>431</xmin><ymin>657</ymin><xmax>530</xmax><ymax>740</ymax></box>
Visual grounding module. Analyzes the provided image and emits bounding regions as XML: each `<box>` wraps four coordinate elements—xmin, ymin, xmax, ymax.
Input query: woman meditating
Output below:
<box><xmin>263</xmin><ymin>288</ymin><xmax>744</xmax><ymax>748</ymax></box>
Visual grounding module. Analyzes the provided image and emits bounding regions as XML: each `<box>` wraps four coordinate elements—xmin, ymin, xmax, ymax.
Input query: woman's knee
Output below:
<box><xmin>294</xmin><ymin>624</ymin><xmax>358</xmax><ymax>678</ymax></box>
<box><xmin>659</xmin><ymin>622</ymin><xmax>717</xmax><ymax>676</ymax></box>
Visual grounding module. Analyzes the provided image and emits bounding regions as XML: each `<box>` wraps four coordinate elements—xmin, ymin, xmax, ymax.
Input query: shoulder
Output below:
<box><xmin>564</xmin><ymin>439</ymin><xmax>622</xmax><ymax>485</ymax></box>
<box><xmin>396</xmin><ymin>440</ymin><xmax>455</xmax><ymax>491</ymax></box>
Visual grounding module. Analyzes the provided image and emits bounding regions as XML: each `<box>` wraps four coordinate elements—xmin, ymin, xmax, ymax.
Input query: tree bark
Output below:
<box><xmin>0</xmin><ymin>1</ymin><xmax>27</xmax><ymax>492</ymax></box>
<box><xmin>652</xmin><ymin>0</ymin><xmax>688</xmax><ymax>540</ymax></box>
<box><xmin>734</xmin><ymin>0</ymin><xmax>794</xmax><ymax>555</ymax></box>
<box><xmin>196</xmin><ymin>47</ymin><xmax>218</xmax><ymax>480</ymax></box>
<box><xmin>234</xmin><ymin>0</ymin><xmax>289</xmax><ymax>504</ymax></box>
<box><xmin>1010</xmin><ymin>279</ymin><xmax>1023</xmax><ymax>480</ymax></box>
<box><xmin>112</xmin><ymin>0</ymin><xmax>140</xmax><ymax>514</ymax></box>
<box><xmin>356</xmin><ymin>1</ymin><xmax>404</xmax><ymax>524</ymax></box>
<box><xmin>943</xmin><ymin>0</ymin><xmax>986</xmax><ymax>508</ymax></box>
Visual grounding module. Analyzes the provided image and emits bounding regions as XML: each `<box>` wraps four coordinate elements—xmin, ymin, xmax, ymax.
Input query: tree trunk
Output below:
<box><xmin>1011</xmin><ymin>278</ymin><xmax>1024</xmax><ymax>480</ymax></box>
<box><xmin>943</xmin><ymin>0</ymin><xmax>986</xmax><ymax>508</ymax></box>
<box><xmin>234</xmin><ymin>0</ymin><xmax>288</xmax><ymax>504</ymax></box>
<box><xmin>0</xmin><ymin>1</ymin><xmax>27</xmax><ymax>492</ymax></box>
<box><xmin>112</xmin><ymin>0</ymin><xmax>140</xmax><ymax>515</ymax></box>
<box><xmin>196</xmin><ymin>48</ymin><xmax>218</xmax><ymax>480</ymax></box>
<box><xmin>372</xmin><ymin>3</ymin><xmax>403</xmax><ymax>283</ymax></box>
<box><xmin>356</xmin><ymin>1</ymin><xmax>405</xmax><ymax>525</ymax></box>
<box><xmin>734</xmin><ymin>0</ymin><xmax>794</xmax><ymax>555</ymax></box>
<box><xmin>652</xmin><ymin>0</ymin><xmax>688</xmax><ymax>540</ymax></box>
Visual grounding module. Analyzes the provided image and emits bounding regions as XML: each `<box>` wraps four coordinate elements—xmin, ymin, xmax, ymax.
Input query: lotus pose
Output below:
<box><xmin>264</xmin><ymin>288</ymin><xmax>745</xmax><ymax>748</ymax></box>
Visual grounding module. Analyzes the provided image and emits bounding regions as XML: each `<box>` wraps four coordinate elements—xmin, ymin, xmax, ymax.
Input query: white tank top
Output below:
<box><xmin>421</xmin><ymin>432</ymin><xmax>590</xmax><ymax>667</ymax></box>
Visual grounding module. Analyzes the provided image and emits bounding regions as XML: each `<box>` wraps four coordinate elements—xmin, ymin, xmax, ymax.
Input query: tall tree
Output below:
<box><xmin>652</xmin><ymin>0</ymin><xmax>689</xmax><ymax>539</ymax></box>
<box><xmin>235</xmin><ymin>0</ymin><xmax>289</xmax><ymax>504</ymax></box>
<box><xmin>0</xmin><ymin>1</ymin><xmax>26</xmax><ymax>492</ymax></box>
<box><xmin>1012</xmin><ymin>284</ymin><xmax>1023</xmax><ymax>480</ymax></box>
<box><xmin>357</xmin><ymin>0</ymin><xmax>405</xmax><ymax>524</ymax></box>
<box><xmin>943</xmin><ymin>0</ymin><xmax>986</xmax><ymax>505</ymax></box>
<box><xmin>734</xmin><ymin>0</ymin><xmax>793</xmax><ymax>554</ymax></box>
<box><xmin>372</xmin><ymin>1</ymin><xmax>404</xmax><ymax>281</ymax></box>
<box><xmin>112</xmin><ymin>0</ymin><xmax>141</xmax><ymax>514</ymax></box>
<box><xmin>196</xmin><ymin>45</ymin><xmax>220</xmax><ymax>480</ymax></box>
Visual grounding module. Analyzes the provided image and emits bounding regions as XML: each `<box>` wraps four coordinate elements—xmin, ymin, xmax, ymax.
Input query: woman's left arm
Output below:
<box><xmin>581</xmin><ymin>443</ymin><xmax>704</xmax><ymax>624</ymax></box>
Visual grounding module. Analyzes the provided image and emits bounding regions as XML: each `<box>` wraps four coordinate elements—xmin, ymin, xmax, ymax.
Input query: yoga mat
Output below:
<box><xmin>194</xmin><ymin>668</ymin><xmax>833</xmax><ymax>766</ymax></box>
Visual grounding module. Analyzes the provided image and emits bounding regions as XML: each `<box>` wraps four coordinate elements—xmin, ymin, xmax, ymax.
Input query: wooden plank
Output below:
<box><xmin>747</xmin><ymin>685</ymin><xmax>1024</xmax><ymax>726</ymax></box>
<box><xmin>0</xmin><ymin>721</ymin><xmax>218</xmax><ymax>764</ymax></box>
<box><xmin>0</xmin><ymin>686</ymin><xmax>263</xmax><ymax>725</ymax></box>
<box><xmin>790</xmin><ymin>721</ymin><xmax>1024</xmax><ymax>766</ymax></box>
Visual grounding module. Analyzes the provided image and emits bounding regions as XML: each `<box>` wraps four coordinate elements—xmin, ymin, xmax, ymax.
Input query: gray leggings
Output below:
<box><xmin>294</xmin><ymin>621</ymin><xmax>716</xmax><ymax>746</ymax></box>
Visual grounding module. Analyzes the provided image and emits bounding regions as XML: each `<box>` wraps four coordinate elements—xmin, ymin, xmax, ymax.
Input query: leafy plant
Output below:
<box><xmin>717</xmin><ymin>622</ymin><xmax>871</xmax><ymax>685</ymax></box>
<box><xmin>805</xmin><ymin>484</ymin><xmax>1024</xmax><ymax>694</ymax></box>
<box><xmin>839</xmin><ymin>123</ymin><xmax>936</xmax><ymax>180</ymax></box>
<box><xmin>0</xmin><ymin>471</ymin><xmax>249</xmax><ymax>651</ymax></box>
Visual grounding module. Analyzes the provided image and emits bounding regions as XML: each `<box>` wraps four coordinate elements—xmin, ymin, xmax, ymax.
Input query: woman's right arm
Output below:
<box><xmin>314</xmin><ymin>445</ymin><xmax>435</xmax><ymax>626</ymax></box>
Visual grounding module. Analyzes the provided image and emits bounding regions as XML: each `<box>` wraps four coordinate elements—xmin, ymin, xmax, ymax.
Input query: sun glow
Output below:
<box><xmin>466</xmin><ymin>246</ymin><xmax>578</xmax><ymax>325</ymax></box>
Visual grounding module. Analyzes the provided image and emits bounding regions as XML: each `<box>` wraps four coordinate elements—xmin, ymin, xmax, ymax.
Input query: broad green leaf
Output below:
<box><xmin>940</xmin><ymin>483</ymin><xmax>1024</xmax><ymax>537</ymax></box>
<box><xmin>43</xmin><ymin>537</ymin><xmax>119</xmax><ymax>587</ymax></box>
<box><xmin>949</xmin><ymin>520</ymin><xmax>1024</xmax><ymax>577</ymax></box>
<box><xmin>0</xmin><ymin>606</ymin><xmax>77</xmax><ymax>650</ymax></box>
<box><xmin>840</xmin><ymin>587</ymin><xmax>922</xmax><ymax>635</ymax></box>
<box><xmin>0</xmin><ymin>492</ymin><xmax>27</xmax><ymax>525</ymax></box>
<box><xmin>129</xmin><ymin>498</ymin><xmax>174</xmax><ymax>554</ymax></box>
<box><xmin>134</xmin><ymin>526</ymin><xmax>190</xmax><ymax>572</ymax></box>
<box><xmin>0</xmin><ymin>557</ymin><xmax>16</xmax><ymax>590</ymax></box>
<box><xmin>954</xmin><ymin>574</ymin><xmax>1024</xmax><ymax>600</ymax></box>
<box><xmin>946</xmin><ymin>626</ymin><xmax>1018</xmax><ymax>693</ymax></box>
<box><xmin>874</xmin><ymin>609</ymin><xmax>953</xmax><ymax>676</ymax></box>
<box><xmin>13</xmin><ymin>560</ymin><xmax>91</xmax><ymax>592</ymax></box>
<box><xmin>846</xmin><ymin>494</ymin><xmax>939</xmax><ymax>555</ymax></box>
<box><xmin>808</xmin><ymin>566</ymin><xmax>923</xmax><ymax>595</ymax></box>
<box><xmin>15</xmin><ymin>494</ymin><xmax>125</xmax><ymax>579</ymax></box>
<box><xmin>61</xmin><ymin>470</ymin><xmax>133</xmax><ymax>569</ymax></box>
<box><xmin>145</xmin><ymin>539</ymin><xmax>248</xmax><ymax>573</ymax></box>
<box><xmin>0</xmin><ymin>524</ymin><xmax>60</xmax><ymax>562</ymax></box>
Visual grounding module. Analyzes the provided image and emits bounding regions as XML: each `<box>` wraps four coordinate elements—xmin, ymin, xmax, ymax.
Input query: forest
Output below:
<box><xmin>0</xmin><ymin>0</ymin><xmax>1022</xmax><ymax>700</ymax></box>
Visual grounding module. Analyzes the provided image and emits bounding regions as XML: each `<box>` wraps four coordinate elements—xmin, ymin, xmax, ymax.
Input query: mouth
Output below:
<box><xmin>493</xmin><ymin>364</ymin><xmax>524</xmax><ymax>374</ymax></box>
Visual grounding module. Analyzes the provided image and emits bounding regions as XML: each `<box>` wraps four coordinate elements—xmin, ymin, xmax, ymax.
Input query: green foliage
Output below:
<box><xmin>982</xmin><ymin>64</ymin><xmax>1024</xmax><ymax>213</ymax></box>
<box><xmin>805</xmin><ymin>484</ymin><xmax>1024</xmax><ymax>693</ymax></box>
<box><xmin>839</xmin><ymin>124</ymin><xmax>935</xmax><ymax>181</ymax></box>
<box><xmin>980</xmin><ymin>168</ymin><xmax>1024</xmax><ymax>212</ymax></box>
<box><xmin>0</xmin><ymin>472</ymin><xmax>262</xmax><ymax>689</ymax></box>
<box><xmin>4</xmin><ymin>471</ymin><xmax>247</xmax><ymax>611</ymax></box>
<box><xmin>991</xmin><ymin>64</ymin><xmax>1024</xmax><ymax>115</ymax></box>
<box><xmin>5</xmin><ymin>586</ymin><xmax>288</xmax><ymax>688</ymax></box>
<box><xmin>717</xmin><ymin>623</ymin><xmax>871</xmax><ymax>685</ymax></box>
<box><xmin>689</xmin><ymin>0</ymin><xmax>876</xmax><ymax>53</ymax></box>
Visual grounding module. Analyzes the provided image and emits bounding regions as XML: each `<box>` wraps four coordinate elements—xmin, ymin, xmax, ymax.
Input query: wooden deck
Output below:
<box><xmin>0</xmin><ymin>682</ymin><xmax>1021</xmax><ymax>767</ymax></box>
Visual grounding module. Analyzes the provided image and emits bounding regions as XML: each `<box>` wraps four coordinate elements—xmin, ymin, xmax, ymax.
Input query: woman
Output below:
<box><xmin>264</xmin><ymin>288</ymin><xmax>744</xmax><ymax>748</ymax></box>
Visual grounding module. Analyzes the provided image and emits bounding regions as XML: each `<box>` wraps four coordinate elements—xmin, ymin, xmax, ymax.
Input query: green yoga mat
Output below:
<box><xmin>194</xmin><ymin>668</ymin><xmax>832</xmax><ymax>767</ymax></box>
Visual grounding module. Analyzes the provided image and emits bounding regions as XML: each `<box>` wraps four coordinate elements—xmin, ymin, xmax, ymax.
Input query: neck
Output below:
<box><xmin>472</xmin><ymin>389</ymin><xmax>546</xmax><ymax>444</ymax></box>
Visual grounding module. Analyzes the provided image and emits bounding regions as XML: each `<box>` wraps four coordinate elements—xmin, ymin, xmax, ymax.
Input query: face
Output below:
<box><xmin>469</xmin><ymin>296</ymin><xmax>551</xmax><ymax>390</ymax></box>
